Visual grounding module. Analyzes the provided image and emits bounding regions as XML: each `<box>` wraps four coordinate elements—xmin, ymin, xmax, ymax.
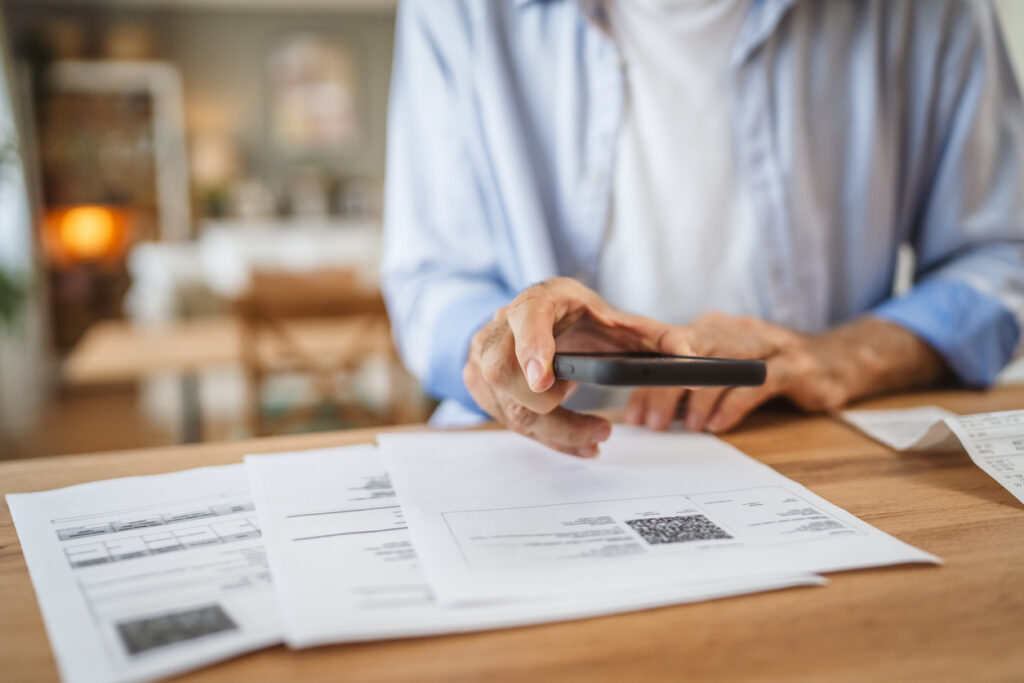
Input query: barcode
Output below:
<box><xmin>625</xmin><ymin>515</ymin><xmax>733</xmax><ymax>545</ymax></box>
<box><xmin>116</xmin><ymin>604</ymin><xmax>238</xmax><ymax>656</ymax></box>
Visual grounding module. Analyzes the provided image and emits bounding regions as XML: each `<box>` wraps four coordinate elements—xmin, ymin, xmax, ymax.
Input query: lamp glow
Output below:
<box><xmin>42</xmin><ymin>205</ymin><xmax>131</xmax><ymax>267</ymax></box>
<box><xmin>57</xmin><ymin>206</ymin><xmax>117</xmax><ymax>261</ymax></box>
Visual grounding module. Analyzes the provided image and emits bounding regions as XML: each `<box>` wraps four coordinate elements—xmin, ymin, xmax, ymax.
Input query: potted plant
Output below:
<box><xmin>0</xmin><ymin>133</ymin><xmax>29</xmax><ymax>333</ymax></box>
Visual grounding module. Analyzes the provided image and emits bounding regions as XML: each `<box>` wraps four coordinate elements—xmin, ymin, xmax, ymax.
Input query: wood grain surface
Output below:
<box><xmin>2</xmin><ymin>387</ymin><xmax>1023</xmax><ymax>683</ymax></box>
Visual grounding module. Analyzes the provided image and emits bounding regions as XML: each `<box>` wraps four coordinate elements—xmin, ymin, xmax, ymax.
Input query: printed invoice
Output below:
<box><xmin>841</xmin><ymin>407</ymin><xmax>1024</xmax><ymax>505</ymax></box>
<box><xmin>6</xmin><ymin>465</ymin><xmax>280</xmax><ymax>683</ymax></box>
<box><xmin>379</xmin><ymin>427</ymin><xmax>939</xmax><ymax>604</ymax></box>
<box><xmin>245</xmin><ymin>445</ymin><xmax>822</xmax><ymax>647</ymax></box>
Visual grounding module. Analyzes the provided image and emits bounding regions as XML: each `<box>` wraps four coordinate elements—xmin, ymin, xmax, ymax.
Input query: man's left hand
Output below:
<box><xmin>624</xmin><ymin>312</ymin><xmax>947</xmax><ymax>433</ymax></box>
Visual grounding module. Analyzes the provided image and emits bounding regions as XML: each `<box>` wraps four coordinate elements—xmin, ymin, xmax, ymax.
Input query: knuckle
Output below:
<box><xmin>821</xmin><ymin>384</ymin><xmax>850</xmax><ymax>411</ymax></box>
<box><xmin>505</xmin><ymin>403</ymin><xmax>537</xmax><ymax>435</ymax></box>
<box><xmin>783</xmin><ymin>330</ymin><xmax>810</xmax><ymax>351</ymax></box>
<box><xmin>545</xmin><ymin>276</ymin><xmax>572</xmax><ymax>289</ymax></box>
<box><xmin>481</xmin><ymin>320</ymin><xmax>506</xmax><ymax>349</ymax></box>
<box><xmin>629</xmin><ymin>387</ymin><xmax>654</xmax><ymax>403</ymax></box>
<box><xmin>716</xmin><ymin>397</ymin><xmax>749</xmax><ymax>423</ymax></box>
<box><xmin>470</xmin><ymin>326</ymin><xmax>490</xmax><ymax>357</ymax></box>
<box><xmin>480</xmin><ymin>355</ymin><xmax>506</xmax><ymax>386</ymax></box>
<box><xmin>803</xmin><ymin>380</ymin><xmax>848</xmax><ymax>412</ymax></box>
<box><xmin>567</xmin><ymin>420</ymin><xmax>596</xmax><ymax>444</ymax></box>
<box><xmin>524</xmin><ymin>289</ymin><xmax>553</xmax><ymax>307</ymax></box>
<box><xmin>526</xmin><ymin>278</ymin><xmax>560</xmax><ymax>296</ymax></box>
<box><xmin>544</xmin><ymin>276</ymin><xmax>591</xmax><ymax>299</ymax></box>
<box><xmin>512</xmin><ymin>285</ymin><xmax>556</xmax><ymax>317</ymax></box>
<box><xmin>790</xmin><ymin>351</ymin><xmax>817</xmax><ymax>377</ymax></box>
<box><xmin>463</xmin><ymin>362</ymin><xmax>483</xmax><ymax>394</ymax></box>
<box><xmin>534</xmin><ymin>390</ymin><xmax>564</xmax><ymax>415</ymax></box>
<box><xmin>652</xmin><ymin>388</ymin><xmax>681</xmax><ymax>411</ymax></box>
<box><xmin>689</xmin><ymin>388</ymin><xmax>714</xmax><ymax>411</ymax></box>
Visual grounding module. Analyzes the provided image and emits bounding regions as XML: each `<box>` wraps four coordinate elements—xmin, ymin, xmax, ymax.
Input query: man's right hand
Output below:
<box><xmin>463</xmin><ymin>277</ymin><xmax>696</xmax><ymax>457</ymax></box>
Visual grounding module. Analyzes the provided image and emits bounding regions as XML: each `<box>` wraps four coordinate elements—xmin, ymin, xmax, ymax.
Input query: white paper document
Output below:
<box><xmin>841</xmin><ymin>405</ymin><xmax>960</xmax><ymax>451</ymax></box>
<box><xmin>245</xmin><ymin>445</ymin><xmax>823</xmax><ymax>647</ymax></box>
<box><xmin>842</xmin><ymin>407</ymin><xmax>1024</xmax><ymax>505</ymax></box>
<box><xmin>6</xmin><ymin>465</ymin><xmax>281</xmax><ymax>683</ymax></box>
<box><xmin>379</xmin><ymin>428</ymin><xmax>939</xmax><ymax>604</ymax></box>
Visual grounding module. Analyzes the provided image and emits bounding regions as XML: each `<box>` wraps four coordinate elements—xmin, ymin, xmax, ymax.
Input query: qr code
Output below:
<box><xmin>116</xmin><ymin>604</ymin><xmax>238</xmax><ymax>656</ymax></box>
<box><xmin>625</xmin><ymin>515</ymin><xmax>732</xmax><ymax>545</ymax></box>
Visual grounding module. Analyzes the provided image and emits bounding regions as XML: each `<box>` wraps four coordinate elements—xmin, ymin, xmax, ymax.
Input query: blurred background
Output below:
<box><xmin>0</xmin><ymin>0</ymin><xmax>429</xmax><ymax>459</ymax></box>
<box><xmin>0</xmin><ymin>0</ymin><xmax>1021</xmax><ymax>459</ymax></box>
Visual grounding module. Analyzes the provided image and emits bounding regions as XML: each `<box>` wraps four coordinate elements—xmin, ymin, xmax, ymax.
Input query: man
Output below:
<box><xmin>382</xmin><ymin>0</ymin><xmax>1024</xmax><ymax>457</ymax></box>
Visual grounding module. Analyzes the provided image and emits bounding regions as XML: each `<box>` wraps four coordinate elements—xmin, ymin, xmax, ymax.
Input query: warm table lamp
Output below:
<box><xmin>42</xmin><ymin>204</ymin><xmax>132</xmax><ymax>267</ymax></box>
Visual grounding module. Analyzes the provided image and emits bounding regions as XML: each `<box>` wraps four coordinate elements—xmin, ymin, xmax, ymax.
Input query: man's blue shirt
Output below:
<box><xmin>382</xmin><ymin>0</ymin><xmax>1024</xmax><ymax>416</ymax></box>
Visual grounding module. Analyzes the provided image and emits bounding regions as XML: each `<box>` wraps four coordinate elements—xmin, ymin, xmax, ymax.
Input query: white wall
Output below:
<box><xmin>0</xmin><ymin>9</ymin><xmax>51</xmax><ymax>446</ymax></box>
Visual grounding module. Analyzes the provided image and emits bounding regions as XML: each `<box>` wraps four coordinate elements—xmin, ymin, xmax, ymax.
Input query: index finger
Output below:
<box><xmin>600</xmin><ymin>308</ymin><xmax>698</xmax><ymax>357</ymax></box>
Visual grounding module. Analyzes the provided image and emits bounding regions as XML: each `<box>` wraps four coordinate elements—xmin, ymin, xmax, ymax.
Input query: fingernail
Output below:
<box><xmin>625</xmin><ymin>405</ymin><xmax>641</xmax><ymax>425</ymax></box>
<box><xmin>577</xmin><ymin>445</ymin><xmax>599</xmax><ymax>458</ymax></box>
<box><xmin>706</xmin><ymin>417</ymin><xmax>723</xmax><ymax>433</ymax></box>
<box><xmin>593</xmin><ymin>422</ymin><xmax>612</xmax><ymax>442</ymax></box>
<box><xmin>526</xmin><ymin>359</ymin><xmax>543</xmax><ymax>390</ymax></box>
<box><xmin>646</xmin><ymin>412</ymin><xmax>662</xmax><ymax>430</ymax></box>
<box><xmin>686</xmin><ymin>414</ymin><xmax>701</xmax><ymax>432</ymax></box>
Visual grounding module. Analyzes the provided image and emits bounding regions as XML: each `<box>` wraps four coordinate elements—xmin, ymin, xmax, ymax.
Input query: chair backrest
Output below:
<box><xmin>234</xmin><ymin>269</ymin><xmax>386</xmax><ymax>322</ymax></box>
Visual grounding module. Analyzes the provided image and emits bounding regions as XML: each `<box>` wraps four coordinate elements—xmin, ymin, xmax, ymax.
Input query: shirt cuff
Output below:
<box><xmin>424</xmin><ymin>288</ymin><xmax>513</xmax><ymax>413</ymax></box>
<box><xmin>871</xmin><ymin>276</ymin><xmax>1020</xmax><ymax>387</ymax></box>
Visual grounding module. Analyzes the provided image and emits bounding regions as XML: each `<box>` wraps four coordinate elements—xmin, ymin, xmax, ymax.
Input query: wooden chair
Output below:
<box><xmin>233</xmin><ymin>269</ymin><xmax>424</xmax><ymax>437</ymax></box>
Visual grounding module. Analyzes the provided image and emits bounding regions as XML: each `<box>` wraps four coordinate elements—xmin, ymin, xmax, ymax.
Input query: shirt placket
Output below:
<box><xmin>731</xmin><ymin>64</ymin><xmax>794</xmax><ymax>326</ymax></box>
<box><xmin>574</xmin><ymin>1</ymin><xmax>624</xmax><ymax>287</ymax></box>
<box><xmin>728</xmin><ymin>0</ymin><xmax>825</xmax><ymax>332</ymax></box>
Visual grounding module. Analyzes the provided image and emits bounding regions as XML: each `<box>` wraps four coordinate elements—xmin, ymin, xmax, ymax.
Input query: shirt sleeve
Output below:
<box><xmin>872</xmin><ymin>1</ymin><xmax>1024</xmax><ymax>386</ymax></box>
<box><xmin>381</xmin><ymin>0</ymin><xmax>513</xmax><ymax>411</ymax></box>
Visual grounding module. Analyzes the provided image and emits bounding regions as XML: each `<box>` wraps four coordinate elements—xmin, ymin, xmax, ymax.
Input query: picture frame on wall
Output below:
<box><xmin>266</xmin><ymin>31</ymin><xmax>365</xmax><ymax>162</ymax></box>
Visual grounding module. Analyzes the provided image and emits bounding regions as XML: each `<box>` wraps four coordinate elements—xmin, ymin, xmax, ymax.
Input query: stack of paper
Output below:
<box><xmin>8</xmin><ymin>424</ymin><xmax>950</xmax><ymax>682</ymax></box>
<box><xmin>244</xmin><ymin>444</ymin><xmax>822</xmax><ymax>648</ymax></box>
<box><xmin>841</xmin><ymin>407</ymin><xmax>1024</xmax><ymax>504</ymax></box>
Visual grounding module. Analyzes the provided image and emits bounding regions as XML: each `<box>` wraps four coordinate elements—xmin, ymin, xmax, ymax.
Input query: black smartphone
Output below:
<box><xmin>552</xmin><ymin>352</ymin><xmax>766</xmax><ymax>387</ymax></box>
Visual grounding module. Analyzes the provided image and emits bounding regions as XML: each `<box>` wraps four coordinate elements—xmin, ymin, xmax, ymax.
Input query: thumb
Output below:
<box><xmin>506</xmin><ymin>297</ymin><xmax>558</xmax><ymax>392</ymax></box>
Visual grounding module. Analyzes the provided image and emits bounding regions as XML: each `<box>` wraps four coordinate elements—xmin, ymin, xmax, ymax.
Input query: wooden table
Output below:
<box><xmin>64</xmin><ymin>317</ymin><xmax>394</xmax><ymax>385</ymax></box>
<box><xmin>2</xmin><ymin>387</ymin><xmax>1023</xmax><ymax>682</ymax></box>
<box><xmin>63</xmin><ymin>317</ymin><xmax>394</xmax><ymax>442</ymax></box>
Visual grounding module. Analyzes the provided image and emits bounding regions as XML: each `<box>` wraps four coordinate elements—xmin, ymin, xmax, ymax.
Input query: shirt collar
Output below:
<box><xmin>514</xmin><ymin>0</ymin><xmax>794</xmax><ymax>11</ymax></box>
<box><xmin>732</xmin><ymin>0</ymin><xmax>798</xmax><ymax>65</ymax></box>
<box><xmin>513</xmin><ymin>0</ymin><xmax>799</xmax><ymax>62</ymax></box>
